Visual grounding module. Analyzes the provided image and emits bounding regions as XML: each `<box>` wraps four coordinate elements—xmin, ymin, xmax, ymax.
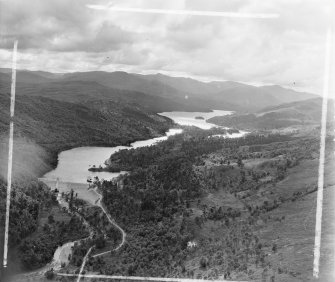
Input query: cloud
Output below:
<box><xmin>49</xmin><ymin>22</ymin><xmax>136</xmax><ymax>52</ymax></box>
<box><xmin>0</xmin><ymin>0</ymin><xmax>136</xmax><ymax>52</ymax></box>
<box><xmin>0</xmin><ymin>0</ymin><xmax>333</xmax><ymax>94</ymax></box>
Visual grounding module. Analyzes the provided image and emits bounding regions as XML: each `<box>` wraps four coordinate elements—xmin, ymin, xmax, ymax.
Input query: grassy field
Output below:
<box><xmin>180</xmin><ymin>133</ymin><xmax>335</xmax><ymax>281</ymax></box>
<box><xmin>254</xmin><ymin>156</ymin><xmax>335</xmax><ymax>281</ymax></box>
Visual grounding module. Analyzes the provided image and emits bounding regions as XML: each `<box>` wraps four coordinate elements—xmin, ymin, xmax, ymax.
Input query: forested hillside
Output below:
<box><xmin>59</xmin><ymin>71</ymin><xmax>318</xmax><ymax>111</ymax></box>
<box><xmin>70</xmin><ymin>126</ymin><xmax>334</xmax><ymax>281</ymax></box>
<box><xmin>208</xmin><ymin>98</ymin><xmax>334</xmax><ymax>131</ymax></box>
<box><xmin>0</xmin><ymin>177</ymin><xmax>91</xmax><ymax>275</ymax></box>
<box><xmin>0</xmin><ymin>92</ymin><xmax>172</xmax><ymax>178</ymax></box>
<box><xmin>0</xmin><ymin>69</ymin><xmax>317</xmax><ymax>113</ymax></box>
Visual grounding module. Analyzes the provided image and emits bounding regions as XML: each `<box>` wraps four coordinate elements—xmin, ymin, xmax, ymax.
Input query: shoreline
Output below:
<box><xmin>43</xmin><ymin>127</ymin><xmax>183</xmax><ymax>183</ymax></box>
<box><xmin>38</xmin><ymin>123</ymin><xmax>173</xmax><ymax>179</ymax></box>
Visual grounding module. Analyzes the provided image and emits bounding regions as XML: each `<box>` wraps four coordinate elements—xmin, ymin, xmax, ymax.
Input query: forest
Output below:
<box><xmin>104</xmin><ymin>127</ymin><xmax>291</xmax><ymax>172</ymax></box>
<box><xmin>0</xmin><ymin>178</ymin><xmax>89</xmax><ymax>271</ymax></box>
<box><xmin>66</xmin><ymin>126</ymin><xmax>333</xmax><ymax>280</ymax></box>
<box><xmin>0</xmin><ymin>179</ymin><xmax>55</xmax><ymax>249</ymax></box>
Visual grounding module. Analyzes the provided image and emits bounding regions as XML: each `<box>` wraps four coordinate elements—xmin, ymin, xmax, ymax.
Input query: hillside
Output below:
<box><xmin>0</xmin><ymin>69</ymin><xmax>317</xmax><ymax>112</ymax></box>
<box><xmin>0</xmin><ymin>72</ymin><xmax>207</xmax><ymax>113</ymax></box>
<box><xmin>132</xmin><ymin>73</ymin><xmax>316</xmax><ymax>110</ymax></box>
<box><xmin>59</xmin><ymin>71</ymin><xmax>318</xmax><ymax>111</ymax></box>
<box><xmin>143</xmin><ymin>73</ymin><xmax>316</xmax><ymax>104</ymax></box>
<box><xmin>0</xmin><ymin>93</ymin><xmax>172</xmax><ymax>179</ymax></box>
<box><xmin>208</xmin><ymin>98</ymin><xmax>334</xmax><ymax>131</ymax></box>
<box><xmin>64</xmin><ymin>126</ymin><xmax>334</xmax><ymax>281</ymax></box>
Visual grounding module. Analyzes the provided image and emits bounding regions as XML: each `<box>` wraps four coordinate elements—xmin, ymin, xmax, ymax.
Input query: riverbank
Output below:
<box><xmin>40</xmin><ymin>179</ymin><xmax>99</xmax><ymax>206</ymax></box>
<box><xmin>38</xmin><ymin>127</ymin><xmax>175</xmax><ymax>180</ymax></box>
<box><xmin>158</xmin><ymin>110</ymin><xmax>233</xmax><ymax>130</ymax></box>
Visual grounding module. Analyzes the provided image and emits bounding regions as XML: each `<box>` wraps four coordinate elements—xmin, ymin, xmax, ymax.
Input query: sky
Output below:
<box><xmin>0</xmin><ymin>0</ymin><xmax>334</xmax><ymax>94</ymax></box>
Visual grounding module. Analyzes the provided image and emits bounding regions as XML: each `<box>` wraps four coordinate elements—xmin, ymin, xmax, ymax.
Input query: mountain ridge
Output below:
<box><xmin>0</xmin><ymin>68</ymin><xmax>317</xmax><ymax>112</ymax></box>
<box><xmin>208</xmin><ymin>97</ymin><xmax>334</xmax><ymax>131</ymax></box>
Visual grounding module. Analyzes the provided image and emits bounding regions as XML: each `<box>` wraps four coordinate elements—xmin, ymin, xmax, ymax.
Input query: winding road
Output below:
<box><xmin>10</xmin><ymin>181</ymin><xmax>126</xmax><ymax>282</ymax></box>
<box><xmin>91</xmin><ymin>187</ymin><xmax>126</xmax><ymax>255</ymax></box>
<box><xmin>75</xmin><ymin>186</ymin><xmax>126</xmax><ymax>281</ymax></box>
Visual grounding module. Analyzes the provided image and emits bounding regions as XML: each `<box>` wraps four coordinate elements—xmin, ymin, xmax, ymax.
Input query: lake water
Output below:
<box><xmin>43</xmin><ymin>128</ymin><xmax>182</xmax><ymax>183</ymax></box>
<box><xmin>158</xmin><ymin>110</ymin><xmax>233</xmax><ymax>129</ymax></box>
<box><xmin>43</xmin><ymin>110</ymin><xmax>237</xmax><ymax>184</ymax></box>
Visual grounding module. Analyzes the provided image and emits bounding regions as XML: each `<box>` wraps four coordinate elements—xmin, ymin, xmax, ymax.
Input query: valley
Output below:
<box><xmin>0</xmin><ymin>1</ymin><xmax>332</xmax><ymax>281</ymax></box>
<box><xmin>0</xmin><ymin>69</ymin><xmax>333</xmax><ymax>282</ymax></box>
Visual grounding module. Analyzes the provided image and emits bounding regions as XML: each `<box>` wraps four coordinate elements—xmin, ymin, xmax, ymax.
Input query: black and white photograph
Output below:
<box><xmin>0</xmin><ymin>0</ymin><xmax>334</xmax><ymax>281</ymax></box>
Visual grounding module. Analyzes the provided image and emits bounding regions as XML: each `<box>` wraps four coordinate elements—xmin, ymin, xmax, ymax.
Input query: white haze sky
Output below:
<box><xmin>0</xmin><ymin>0</ymin><xmax>334</xmax><ymax>94</ymax></box>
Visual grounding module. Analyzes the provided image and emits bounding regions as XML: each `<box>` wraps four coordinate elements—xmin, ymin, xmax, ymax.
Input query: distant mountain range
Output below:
<box><xmin>208</xmin><ymin>98</ymin><xmax>334</xmax><ymax>130</ymax></box>
<box><xmin>0</xmin><ymin>68</ymin><xmax>317</xmax><ymax>112</ymax></box>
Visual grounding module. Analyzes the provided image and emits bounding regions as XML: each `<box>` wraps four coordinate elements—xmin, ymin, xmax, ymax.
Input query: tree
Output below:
<box><xmin>45</xmin><ymin>268</ymin><xmax>55</xmax><ymax>280</ymax></box>
<box><xmin>240</xmin><ymin>170</ymin><xmax>246</xmax><ymax>183</ymax></box>
<box><xmin>69</xmin><ymin>189</ymin><xmax>74</xmax><ymax>211</ymax></box>
<box><xmin>237</xmin><ymin>158</ymin><xmax>244</xmax><ymax>168</ymax></box>
<box><xmin>48</xmin><ymin>214</ymin><xmax>54</xmax><ymax>224</ymax></box>
<box><xmin>195</xmin><ymin>216</ymin><xmax>202</xmax><ymax>227</ymax></box>
<box><xmin>95</xmin><ymin>234</ymin><xmax>106</xmax><ymax>249</ymax></box>
<box><xmin>272</xmin><ymin>243</ymin><xmax>277</xmax><ymax>253</ymax></box>
<box><xmin>200</xmin><ymin>257</ymin><xmax>208</xmax><ymax>268</ymax></box>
